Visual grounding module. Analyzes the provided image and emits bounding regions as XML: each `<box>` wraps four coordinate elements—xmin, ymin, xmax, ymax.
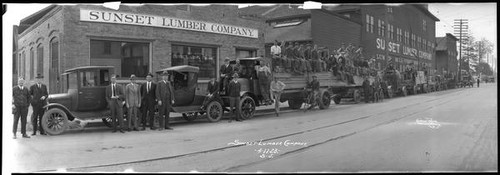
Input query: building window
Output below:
<box><xmin>30</xmin><ymin>48</ymin><xmax>34</xmax><ymax>80</ymax></box>
<box><xmin>417</xmin><ymin>36</ymin><xmax>421</xmax><ymax>49</ymax></box>
<box><xmin>103</xmin><ymin>41</ymin><xmax>111</xmax><ymax>55</ymax></box>
<box><xmin>37</xmin><ymin>45</ymin><xmax>43</xmax><ymax>76</ymax></box>
<box><xmin>397</xmin><ymin>28</ymin><xmax>402</xmax><ymax>42</ymax></box>
<box><xmin>50</xmin><ymin>38</ymin><xmax>60</xmax><ymax>93</ymax></box>
<box><xmin>366</xmin><ymin>14</ymin><xmax>374</xmax><ymax>33</ymax></box>
<box><xmin>422</xmin><ymin>39</ymin><xmax>426</xmax><ymax>51</ymax></box>
<box><xmin>387</xmin><ymin>7</ymin><xmax>393</xmax><ymax>13</ymax></box>
<box><xmin>171</xmin><ymin>44</ymin><xmax>217</xmax><ymax>79</ymax></box>
<box><xmin>378</xmin><ymin>20</ymin><xmax>381</xmax><ymax>36</ymax></box>
<box><xmin>411</xmin><ymin>34</ymin><xmax>415</xmax><ymax>47</ymax></box>
<box><xmin>13</xmin><ymin>53</ymin><xmax>17</xmax><ymax>75</ymax></box>
<box><xmin>405</xmin><ymin>31</ymin><xmax>409</xmax><ymax>45</ymax></box>
<box><xmin>22</xmin><ymin>51</ymin><xmax>26</xmax><ymax>78</ymax></box>
<box><xmin>387</xmin><ymin>24</ymin><xmax>394</xmax><ymax>40</ymax></box>
<box><xmin>18</xmin><ymin>53</ymin><xmax>22</xmax><ymax>77</ymax></box>
<box><xmin>236</xmin><ymin>48</ymin><xmax>257</xmax><ymax>58</ymax></box>
<box><xmin>423</xmin><ymin>20</ymin><xmax>427</xmax><ymax>31</ymax></box>
<box><xmin>67</xmin><ymin>72</ymin><xmax>78</xmax><ymax>89</ymax></box>
<box><xmin>90</xmin><ymin>40</ymin><xmax>150</xmax><ymax>78</ymax></box>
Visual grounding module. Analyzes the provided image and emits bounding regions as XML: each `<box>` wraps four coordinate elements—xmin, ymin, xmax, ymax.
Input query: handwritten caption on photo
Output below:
<box><xmin>227</xmin><ymin>139</ymin><xmax>308</xmax><ymax>158</ymax></box>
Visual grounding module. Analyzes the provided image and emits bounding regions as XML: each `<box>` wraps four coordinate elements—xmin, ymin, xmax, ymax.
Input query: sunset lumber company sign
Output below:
<box><xmin>80</xmin><ymin>9</ymin><xmax>258</xmax><ymax>38</ymax></box>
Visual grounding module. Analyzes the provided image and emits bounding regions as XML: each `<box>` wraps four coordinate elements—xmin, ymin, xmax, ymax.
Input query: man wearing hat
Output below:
<box><xmin>140</xmin><ymin>73</ymin><xmax>157</xmax><ymax>130</ymax></box>
<box><xmin>220</xmin><ymin>58</ymin><xmax>231</xmax><ymax>94</ymax></box>
<box><xmin>228</xmin><ymin>73</ymin><xmax>243</xmax><ymax>122</ymax></box>
<box><xmin>125</xmin><ymin>74</ymin><xmax>141</xmax><ymax>131</ymax></box>
<box><xmin>30</xmin><ymin>73</ymin><xmax>48</xmax><ymax>136</ymax></box>
<box><xmin>270</xmin><ymin>40</ymin><xmax>282</xmax><ymax>72</ymax></box>
<box><xmin>106</xmin><ymin>74</ymin><xmax>125</xmax><ymax>133</ymax></box>
<box><xmin>156</xmin><ymin>71</ymin><xmax>175</xmax><ymax>130</ymax></box>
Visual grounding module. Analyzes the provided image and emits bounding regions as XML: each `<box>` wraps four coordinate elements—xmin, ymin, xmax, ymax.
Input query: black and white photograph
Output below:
<box><xmin>2</xmin><ymin>2</ymin><xmax>497</xmax><ymax>173</ymax></box>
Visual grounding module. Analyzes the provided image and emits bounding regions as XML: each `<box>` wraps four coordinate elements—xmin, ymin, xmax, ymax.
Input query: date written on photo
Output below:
<box><xmin>227</xmin><ymin>139</ymin><xmax>308</xmax><ymax>159</ymax></box>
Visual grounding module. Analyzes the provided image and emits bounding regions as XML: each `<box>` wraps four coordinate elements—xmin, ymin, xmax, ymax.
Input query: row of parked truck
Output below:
<box><xmin>40</xmin><ymin>57</ymin><xmax>466</xmax><ymax>135</ymax></box>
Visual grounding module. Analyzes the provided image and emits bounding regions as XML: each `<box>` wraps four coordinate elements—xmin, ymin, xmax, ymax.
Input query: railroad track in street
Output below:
<box><xmin>40</xmin><ymin>88</ymin><xmax>469</xmax><ymax>172</ymax></box>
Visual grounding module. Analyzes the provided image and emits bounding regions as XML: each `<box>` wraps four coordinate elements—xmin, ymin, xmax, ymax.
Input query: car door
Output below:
<box><xmin>77</xmin><ymin>69</ymin><xmax>108</xmax><ymax>111</ymax></box>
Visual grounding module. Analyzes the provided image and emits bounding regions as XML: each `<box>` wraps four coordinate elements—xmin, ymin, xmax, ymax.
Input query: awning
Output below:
<box><xmin>265</xmin><ymin>19</ymin><xmax>312</xmax><ymax>43</ymax></box>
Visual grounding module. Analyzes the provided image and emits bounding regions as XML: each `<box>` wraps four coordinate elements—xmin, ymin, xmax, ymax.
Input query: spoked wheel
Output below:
<box><xmin>240</xmin><ymin>96</ymin><xmax>256</xmax><ymax>120</ymax></box>
<box><xmin>182</xmin><ymin>112</ymin><xmax>198</xmax><ymax>122</ymax></box>
<box><xmin>42</xmin><ymin>108</ymin><xmax>69</xmax><ymax>135</ymax></box>
<box><xmin>318</xmin><ymin>90</ymin><xmax>331</xmax><ymax>109</ymax></box>
<box><xmin>206</xmin><ymin>101</ymin><xmax>223</xmax><ymax>122</ymax></box>
<box><xmin>353</xmin><ymin>89</ymin><xmax>361</xmax><ymax>104</ymax></box>
<box><xmin>387</xmin><ymin>87</ymin><xmax>393</xmax><ymax>98</ymax></box>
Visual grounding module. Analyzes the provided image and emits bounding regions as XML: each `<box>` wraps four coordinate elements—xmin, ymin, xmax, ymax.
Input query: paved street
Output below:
<box><xmin>4</xmin><ymin>83</ymin><xmax>497</xmax><ymax>173</ymax></box>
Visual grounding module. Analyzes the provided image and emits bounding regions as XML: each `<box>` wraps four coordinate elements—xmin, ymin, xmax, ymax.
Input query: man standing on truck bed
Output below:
<box><xmin>270</xmin><ymin>40</ymin><xmax>282</xmax><ymax>72</ymax></box>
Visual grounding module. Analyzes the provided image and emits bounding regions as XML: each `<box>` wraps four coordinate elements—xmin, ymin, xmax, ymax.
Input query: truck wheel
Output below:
<box><xmin>387</xmin><ymin>87</ymin><xmax>393</xmax><ymax>98</ymax></box>
<box><xmin>182</xmin><ymin>112</ymin><xmax>198</xmax><ymax>122</ymax></box>
<box><xmin>288</xmin><ymin>99</ymin><xmax>303</xmax><ymax>109</ymax></box>
<box><xmin>206</xmin><ymin>101</ymin><xmax>223</xmax><ymax>122</ymax></box>
<box><xmin>402</xmin><ymin>86</ymin><xmax>407</xmax><ymax>96</ymax></box>
<box><xmin>42</xmin><ymin>108</ymin><xmax>69</xmax><ymax>135</ymax></box>
<box><xmin>318</xmin><ymin>90</ymin><xmax>331</xmax><ymax>109</ymax></box>
<box><xmin>353</xmin><ymin>89</ymin><xmax>361</xmax><ymax>104</ymax></box>
<box><xmin>333</xmin><ymin>95</ymin><xmax>342</xmax><ymax>104</ymax></box>
<box><xmin>240</xmin><ymin>96</ymin><xmax>256</xmax><ymax>120</ymax></box>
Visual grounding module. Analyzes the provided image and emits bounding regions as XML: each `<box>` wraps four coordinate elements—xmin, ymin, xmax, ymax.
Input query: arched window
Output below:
<box><xmin>37</xmin><ymin>44</ymin><xmax>44</xmax><ymax>75</ymax></box>
<box><xmin>30</xmin><ymin>48</ymin><xmax>35</xmax><ymax>79</ymax></box>
<box><xmin>21</xmin><ymin>51</ymin><xmax>26</xmax><ymax>78</ymax></box>
<box><xmin>50</xmin><ymin>38</ymin><xmax>59</xmax><ymax>76</ymax></box>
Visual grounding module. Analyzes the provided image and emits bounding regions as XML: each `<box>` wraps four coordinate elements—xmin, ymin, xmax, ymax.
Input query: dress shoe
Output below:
<box><xmin>165</xmin><ymin>127</ymin><xmax>173</xmax><ymax>130</ymax></box>
<box><xmin>31</xmin><ymin>133</ymin><xmax>36</xmax><ymax>136</ymax></box>
<box><xmin>22</xmin><ymin>135</ymin><xmax>31</xmax><ymax>138</ymax></box>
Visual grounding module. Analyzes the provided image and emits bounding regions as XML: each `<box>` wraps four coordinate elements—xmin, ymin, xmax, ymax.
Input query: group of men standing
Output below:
<box><xmin>12</xmin><ymin>74</ymin><xmax>48</xmax><ymax>139</ymax></box>
<box><xmin>104</xmin><ymin>71</ymin><xmax>175</xmax><ymax>133</ymax></box>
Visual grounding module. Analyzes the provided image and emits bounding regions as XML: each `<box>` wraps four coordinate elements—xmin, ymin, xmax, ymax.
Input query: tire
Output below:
<box><xmin>402</xmin><ymin>86</ymin><xmax>407</xmax><ymax>96</ymax></box>
<box><xmin>353</xmin><ymin>89</ymin><xmax>361</xmax><ymax>104</ymax></box>
<box><xmin>333</xmin><ymin>95</ymin><xmax>341</xmax><ymax>104</ymax></box>
<box><xmin>182</xmin><ymin>112</ymin><xmax>198</xmax><ymax>122</ymax></box>
<box><xmin>42</xmin><ymin>108</ymin><xmax>69</xmax><ymax>135</ymax></box>
<box><xmin>240</xmin><ymin>95</ymin><xmax>256</xmax><ymax>120</ymax></box>
<box><xmin>206</xmin><ymin>101</ymin><xmax>223</xmax><ymax>122</ymax></box>
<box><xmin>288</xmin><ymin>99</ymin><xmax>303</xmax><ymax>109</ymax></box>
<box><xmin>387</xmin><ymin>87</ymin><xmax>393</xmax><ymax>98</ymax></box>
<box><xmin>318</xmin><ymin>90</ymin><xmax>331</xmax><ymax>109</ymax></box>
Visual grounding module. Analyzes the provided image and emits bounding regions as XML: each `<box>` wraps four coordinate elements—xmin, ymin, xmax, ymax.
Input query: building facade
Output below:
<box><xmin>329</xmin><ymin>4</ymin><xmax>439</xmax><ymax>73</ymax></box>
<box><xmin>435</xmin><ymin>33</ymin><xmax>459</xmax><ymax>77</ymax></box>
<box><xmin>15</xmin><ymin>4</ymin><xmax>265</xmax><ymax>94</ymax></box>
<box><xmin>239</xmin><ymin>5</ymin><xmax>361</xmax><ymax>57</ymax></box>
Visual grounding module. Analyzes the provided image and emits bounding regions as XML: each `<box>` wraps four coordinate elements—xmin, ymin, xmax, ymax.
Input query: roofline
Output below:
<box><xmin>18</xmin><ymin>5</ymin><xmax>62</xmax><ymax>37</ymax></box>
<box><xmin>445</xmin><ymin>33</ymin><xmax>458</xmax><ymax>41</ymax></box>
<box><xmin>413</xmin><ymin>4</ymin><xmax>440</xmax><ymax>22</ymax></box>
<box><xmin>19</xmin><ymin>5</ymin><xmax>58</xmax><ymax>24</ymax></box>
<box><xmin>265</xmin><ymin>13</ymin><xmax>311</xmax><ymax>23</ymax></box>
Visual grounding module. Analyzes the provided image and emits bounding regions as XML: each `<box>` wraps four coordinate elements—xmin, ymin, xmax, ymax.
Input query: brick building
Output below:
<box><xmin>435</xmin><ymin>33</ymin><xmax>459</xmax><ymax>77</ymax></box>
<box><xmin>239</xmin><ymin>5</ymin><xmax>361</xmax><ymax>57</ymax></box>
<box><xmin>15</xmin><ymin>4</ymin><xmax>265</xmax><ymax>93</ymax></box>
<box><xmin>326</xmin><ymin>4</ymin><xmax>439</xmax><ymax>73</ymax></box>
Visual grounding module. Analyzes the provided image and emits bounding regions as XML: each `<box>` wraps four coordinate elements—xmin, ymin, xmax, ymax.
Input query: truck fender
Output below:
<box><xmin>43</xmin><ymin>103</ymin><xmax>75</xmax><ymax>121</ymax></box>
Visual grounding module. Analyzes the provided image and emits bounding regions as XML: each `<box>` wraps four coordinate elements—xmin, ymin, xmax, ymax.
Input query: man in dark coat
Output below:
<box><xmin>13</xmin><ymin>78</ymin><xmax>31</xmax><ymax>139</ymax></box>
<box><xmin>202</xmin><ymin>78</ymin><xmax>220</xmax><ymax>109</ymax></box>
<box><xmin>477</xmin><ymin>77</ymin><xmax>480</xmax><ymax>87</ymax></box>
<box><xmin>29</xmin><ymin>74</ymin><xmax>49</xmax><ymax>136</ymax></box>
<box><xmin>228</xmin><ymin>73</ymin><xmax>243</xmax><ymax>122</ymax></box>
<box><xmin>362</xmin><ymin>77</ymin><xmax>372</xmax><ymax>103</ymax></box>
<box><xmin>220</xmin><ymin>57</ymin><xmax>231</xmax><ymax>93</ymax></box>
<box><xmin>156</xmin><ymin>71</ymin><xmax>175</xmax><ymax>130</ymax></box>
<box><xmin>106</xmin><ymin>74</ymin><xmax>125</xmax><ymax>133</ymax></box>
<box><xmin>307</xmin><ymin>75</ymin><xmax>320</xmax><ymax>109</ymax></box>
<box><xmin>140</xmin><ymin>73</ymin><xmax>157</xmax><ymax>130</ymax></box>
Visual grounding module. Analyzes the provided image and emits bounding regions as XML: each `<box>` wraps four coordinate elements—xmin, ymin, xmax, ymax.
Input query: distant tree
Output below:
<box><xmin>474</xmin><ymin>62</ymin><xmax>493</xmax><ymax>76</ymax></box>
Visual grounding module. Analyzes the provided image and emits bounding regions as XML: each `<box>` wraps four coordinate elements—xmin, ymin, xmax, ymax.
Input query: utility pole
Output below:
<box><xmin>454</xmin><ymin>19</ymin><xmax>468</xmax><ymax>80</ymax></box>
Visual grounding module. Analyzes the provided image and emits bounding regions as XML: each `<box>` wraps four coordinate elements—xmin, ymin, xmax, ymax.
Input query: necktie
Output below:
<box><xmin>38</xmin><ymin>84</ymin><xmax>41</xmax><ymax>89</ymax></box>
<box><xmin>147</xmin><ymin>82</ymin><xmax>150</xmax><ymax>93</ymax></box>
<box><xmin>112</xmin><ymin>84</ymin><xmax>115</xmax><ymax>97</ymax></box>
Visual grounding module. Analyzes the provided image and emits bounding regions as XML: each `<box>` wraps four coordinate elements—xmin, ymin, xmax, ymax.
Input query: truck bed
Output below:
<box><xmin>274</xmin><ymin>72</ymin><xmax>367</xmax><ymax>91</ymax></box>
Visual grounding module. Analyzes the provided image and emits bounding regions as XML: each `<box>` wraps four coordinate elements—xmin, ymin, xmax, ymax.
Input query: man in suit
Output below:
<box><xmin>13</xmin><ymin>78</ymin><xmax>31</xmax><ymax>139</ymax></box>
<box><xmin>156</xmin><ymin>71</ymin><xmax>175</xmax><ymax>131</ymax></box>
<box><xmin>228</xmin><ymin>73</ymin><xmax>243</xmax><ymax>122</ymax></box>
<box><xmin>202</xmin><ymin>78</ymin><xmax>219</xmax><ymax>110</ymax></box>
<box><xmin>30</xmin><ymin>74</ymin><xmax>48</xmax><ymax>136</ymax></box>
<box><xmin>220</xmin><ymin>57</ymin><xmax>231</xmax><ymax>94</ymax></box>
<box><xmin>125</xmin><ymin>74</ymin><xmax>141</xmax><ymax>131</ymax></box>
<box><xmin>105</xmin><ymin>74</ymin><xmax>125</xmax><ymax>133</ymax></box>
<box><xmin>140</xmin><ymin>73</ymin><xmax>156</xmax><ymax>130</ymax></box>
